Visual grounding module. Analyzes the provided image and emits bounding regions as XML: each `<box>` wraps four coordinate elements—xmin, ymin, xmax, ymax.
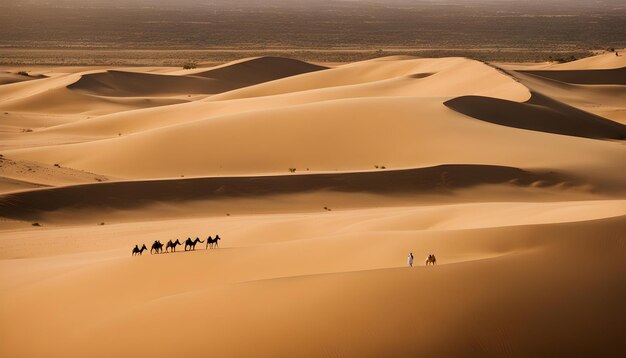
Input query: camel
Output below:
<box><xmin>206</xmin><ymin>235</ymin><xmax>221</xmax><ymax>249</ymax></box>
<box><xmin>166</xmin><ymin>239</ymin><xmax>182</xmax><ymax>253</ymax></box>
<box><xmin>151</xmin><ymin>240</ymin><xmax>163</xmax><ymax>254</ymax></box>
<box><xmin>185</xmin><ymin>237</ymin><xmax>204</xmax><ymax>251</ymax></box>
<box><xmin>132</xmin><ymin>244</ymin><xmax>147</xmax><ymax>256</ymax></box>
<box><xmin>425</xmin><ymin>254</ymin><xmax>437</xmax><ymax>266</ymax></box>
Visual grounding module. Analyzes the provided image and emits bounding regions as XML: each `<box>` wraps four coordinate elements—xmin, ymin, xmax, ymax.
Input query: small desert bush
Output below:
<box><xmin>289</xmin><ymin>168</ymin><xmax>296</xmax><ymax>173</ymax></box>
<box><xmin>17</xmin><ymin>71</ymin><xmax>29</xmax><ymax>76</ymax></box>
<box><xmin>548</xmin><ymin>55</ymin><xmax>577</xmax><ymax>63</ymax></box>
<box><xmin>183</xmin><ymin>62</ymin><xmax>197</xmax><ymax>69</ymax></box>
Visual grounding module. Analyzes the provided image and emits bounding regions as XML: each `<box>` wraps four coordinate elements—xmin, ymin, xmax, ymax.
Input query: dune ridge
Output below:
<box><xmin>444</xmin><ymin>92</ymin><xmax>626</xmax><ymax>140</ymax></box>
<box><xmin>0</xmin><ymin>164</ymin><xmax>575</xmax><ymax>221</ymax></box>
<box><xmin>67</xmin><ymin>58</ymin><xmax>327</xmax><ymax>97</ymax></box>
<box><xmin>519</xmin><ymin>67</ymin><xmax>626</xmax><ymax>85</ymax></box>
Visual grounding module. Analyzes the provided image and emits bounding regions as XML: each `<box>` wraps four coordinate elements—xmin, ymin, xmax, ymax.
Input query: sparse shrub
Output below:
<box><xmin>374</xmin><ymin>165</ymin><xmax>379</xmax><ymax>168</ymax></box>
<box><xmin>226</xmin><ymin>213</ymin><xmax>231</xmax><ymax>216</ymax></box>
<box><xmin>17</xmin><ymin>71</ymin><xmax>29</xmax><ymax>76</ymax></box>
<box><xmin>118</xmin><ymin>133</ymin><xmax>122</xmax><ymax>136</ymax></box>
<box><xmin>608</xmin><ymin>48</ymin><xmax>615</xmax><ymax>52</ymax></box>
<box><xmin>380</xmin><ymin>166</ymin><xmax>386</xmax><ymax>169</ymax></box>
<box><xmin>54</xmin><ymin>163</ymin><xmax>61</xmax><ymax>168</ymax></box>
<box><xmin>549</xmin><ymin>55</ymin><xmax>577</xmax><ymax>63</ymax></box>
<box><xmin>183</xmin><ymin>62</ymin><xmax>197</xmax><ymax>70</ymax></box>
<box><xmin>99</xmin><ymin>222</ymin><xmax>105</xmax><ymax>225</ymax></box>
<box><xmin>95</xmin><ymin>177</ymin><xmax>103</xmax><ymax>182</ymax></box>
<box><xmin>289</xmin><ymin>168</ymin><xmax>296</xmax><ymax>173</ymax></box>
<box><xmin>22</xmin><ymin>128</ymin><xmax>33</xmax><ymax>133</ymax></box>
<box><xmin>32</xmin><ymin>222</ymin><xmax>41</xmax><ymax>227</ymax></box>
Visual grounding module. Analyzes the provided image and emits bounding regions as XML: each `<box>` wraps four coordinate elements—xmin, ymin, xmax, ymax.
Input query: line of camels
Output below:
<box><xmin>132</xmin><ymin>235</ymin><xmax>221</xmax><ymax>256</ymax></box>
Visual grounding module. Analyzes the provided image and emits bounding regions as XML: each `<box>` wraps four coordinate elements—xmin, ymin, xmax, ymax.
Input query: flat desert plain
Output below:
<box><xmin>0</xmin><ymin>52</ymin><xmax>625</xmax><ymax>357</ymax></box>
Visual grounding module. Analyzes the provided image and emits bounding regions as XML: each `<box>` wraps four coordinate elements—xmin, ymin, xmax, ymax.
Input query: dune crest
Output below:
<box><xmin>444</xmin><ymin>92</ymin><xmax>626</xmax><ymax>140</ymax></box>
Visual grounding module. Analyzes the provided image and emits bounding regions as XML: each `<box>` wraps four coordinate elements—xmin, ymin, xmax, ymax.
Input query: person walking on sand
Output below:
<box><xmin>408</xmin><ymin>252</ymin><xmax>414</xmax><ymax>267</ymax></box>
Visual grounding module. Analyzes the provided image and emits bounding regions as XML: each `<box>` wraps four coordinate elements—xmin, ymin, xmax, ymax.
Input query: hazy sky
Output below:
<box><xmin>1</xmin><ymin>0</ymin><xmax>623</xmax><ymax>51</ymax></box>
<box><xmin>5</xmin><ymin>0</ymin><xmax>626</xmax><ymax>7</ymax></box>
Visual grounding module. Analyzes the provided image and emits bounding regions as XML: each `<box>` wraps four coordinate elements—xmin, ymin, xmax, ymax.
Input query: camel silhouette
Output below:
<box><xmin>151</xmin><ymin>240</ymin><xmax>164</xmax><ymax>254</ymax></box>
<box><xmin>166</xmin><ymin>239</ymin><xmax>182</xmax><ymax>253</ymax></box>
<box><xmin>185</xmin><ymin>237</ymin><xmax>204</xmax><ymax>251</ymax></box>
<box><xmin>425</xmin><ymin>254</ymin><xmax>437</xmax><ymax>266</ymax></box>
<box><xmin>206</xmin><ymin>235</ymin><xmax>221</xmax><ymax>249</ymax></box>
<box><xmin>132</xmin><ymin>244</ymin><xmax>147</xmax><ymax>256</ymax></box>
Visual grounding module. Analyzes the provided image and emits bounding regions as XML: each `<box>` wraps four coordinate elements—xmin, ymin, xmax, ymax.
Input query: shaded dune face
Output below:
<box><xmin>0</xmin><ymin>72</ymin><xmax>47</xmax><ymax>86</ymax></box>
<box><xmin>67</xmin><ymin>70</ymin><xmax>230</xmax><ymax>96</ymax></box>
<box><xmin>0</xmin><ymin>164</ymin><xmax>574</xmax><ymax>220</ymax></box>
<box><xmin>519</xmin><ymin>67</ymin><xmax>626</xmax><ymax>85</ymax></box>
<box><xmin>193</xmin><ymin>56</ymin><xmax>328</xmax><ymax>83</ymax></box>
<box><xmin>66</xmin><ymin>57</ymin><xmax>329</xmax><ymax>97</ymax></box>
<box><xmin>444</xmin><ymin>92</ymin><xmax>626</xmax><ymax>140</ymax></box>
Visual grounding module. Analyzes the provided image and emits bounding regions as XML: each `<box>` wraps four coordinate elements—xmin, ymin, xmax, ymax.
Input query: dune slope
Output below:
<box><xmin>444</xmin><ymin>92</ymin><xmax>626</xmax><ymax>140</ymax></box>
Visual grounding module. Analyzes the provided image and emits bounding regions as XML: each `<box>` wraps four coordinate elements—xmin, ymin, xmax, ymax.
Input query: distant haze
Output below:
<box><xmin>1</xmin><ymin>0</ymin><xmax>624</xmax><ymax>51</ymax></box>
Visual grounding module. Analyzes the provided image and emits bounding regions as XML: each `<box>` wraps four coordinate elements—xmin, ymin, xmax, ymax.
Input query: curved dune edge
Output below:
<box><xmin>67</xmin><ymin>70</ymin><xmax>230</xmax><ymax>97</ymax></box>
<box><xmin>0</xmin><ymin>72</ymin><xmax>47</xmax><ymax>86</ymax></box>
<box><xmin>0</xmin><ymin>164</ymin><xmax>575</xmax><ymax>220</ymax></box>
<box><xmin>67</xmin><ymin>57</ymin><xmax>328</xmax><ymax>97</ymax></box>
<box><xmin>209</xmin><ymin>56</ymin><xmax>530</xmax><ymax>102</ymax></box>
<box><xmin>444</xmin><ymin>92</ymin><xmax>626</xmax><ymax>140</ymax></box>
<box><xmin>518</xmin><ymin>66</ymin><xmax>626</xmax><ymax>85</ymax></box>
<box><xmin>193</xmin><ymin>56</ymin><xmax>328</xmax><ymax>82</ymax></box>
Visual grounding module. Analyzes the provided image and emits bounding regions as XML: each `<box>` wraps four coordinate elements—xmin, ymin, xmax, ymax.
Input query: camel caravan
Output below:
<box><xmin>132</xmin><ymin>235</ymin><xmax>222</xmax><ymax>256</ymax></box>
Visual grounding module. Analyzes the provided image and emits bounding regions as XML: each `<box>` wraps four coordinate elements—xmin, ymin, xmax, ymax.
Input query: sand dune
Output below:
<box><xmin>5</xmin><ymin>96</ymin><xmax>624</xmax><ymax>185</ymax></box>
<box><xmin>0</xmin><ymin>71</ymin><xmax>46</xmax><ymax>86</ymax></box>
<box><xmin>499</xmin><ymin>50</ymin><xmax>626</xmax><ymax>71</ymax></box>
<box><xmin>444</xmin><ymin>92</ymin><xmax>626</xmax><ymax>139</ymax></box>
<box><xmin>68</xmin><ymin>58</ymin><xmax>326</xmax><ymax>97</ymax></box>
<box><xmin>519</xmin><ymin>67</ymin><xmax>626</xmax><ymax>85</ymax></box>
<box><xmin>1</xmin><ymin>208</ymin><xmax>624</xmax><ymax>357</ymax></box>
<box><xmin>210</xmin><ymin>57</ymin><xmax>530</xmax><ymax>102</ymax></box>
<box><xmin>0</xmin><ymin>156</ymin><xmax>110</xmax><ymax>195</ymax></box>
<box><xmin>193</xmin><ymin>56</ymin><xmax>328</xmax><ymax>83</ymax></box>
<box><xmin>497</xmin><ymin>68</ymin><xmax>626</xmax><ymax>124</ymax></box>
<box><xmin>0</xmin><ymin>164</ymin><xmax>577</xmax><ymax>221</ymax></box>
<box><xmin>1</xmin><ymin>86</ymin><xmax>188</xmax><ymax>115</ymax></box>
<box><xmin>1</xmin><ymin>53</ymin><xmax>625</xmax><ymax>357</ymax></box>
<box><xmin>68</xmin><ymin>70</ymin><xmax>231</xmax><ymax>97</ymax></box>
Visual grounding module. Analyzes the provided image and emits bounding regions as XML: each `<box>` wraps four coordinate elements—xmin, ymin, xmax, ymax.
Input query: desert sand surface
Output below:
<box><xmin>1</xmin><ymin>52</ymin><xmax>625</xmax><ymax>357</ymax></box>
